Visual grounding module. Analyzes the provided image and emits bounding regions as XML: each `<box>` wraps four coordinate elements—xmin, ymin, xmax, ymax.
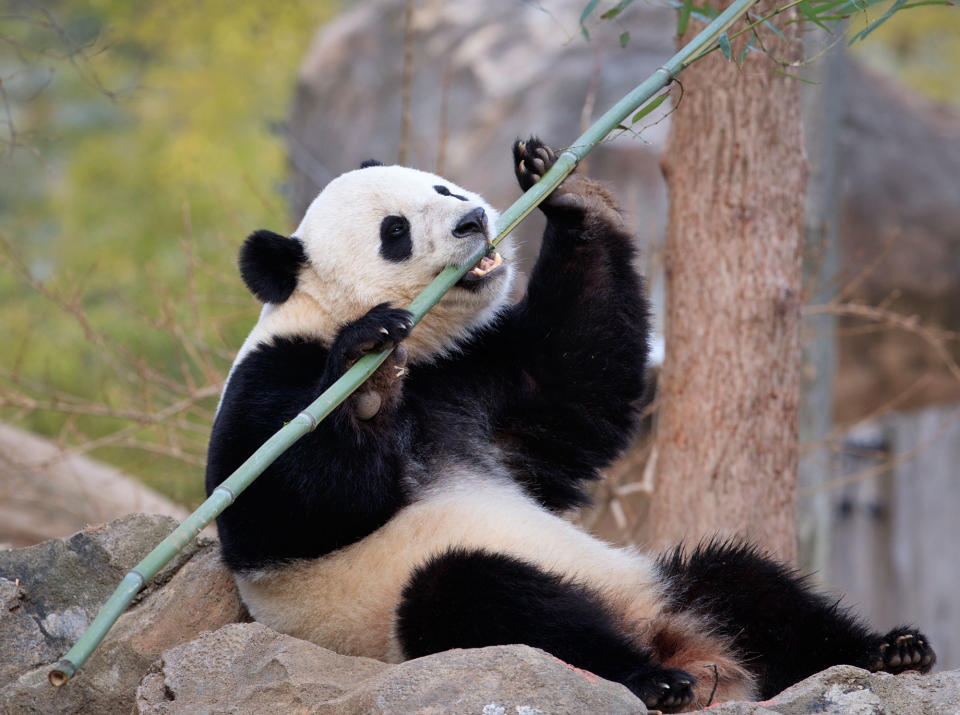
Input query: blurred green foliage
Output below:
<box><xmin>849</xmin><ymin>3</ymin><xmax>960</xmax><ymax>107</ymax></box>
<box><xmin>0</xmin><ymin>0</ymin><xmax>335</xmax><ymax>505</ymax></box>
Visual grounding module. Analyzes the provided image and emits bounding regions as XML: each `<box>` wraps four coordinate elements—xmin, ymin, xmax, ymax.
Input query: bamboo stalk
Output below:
<box><xmin>49</xmin><ymin>0</ymin><xmax>759</xmax><ymax>687</ymax></box>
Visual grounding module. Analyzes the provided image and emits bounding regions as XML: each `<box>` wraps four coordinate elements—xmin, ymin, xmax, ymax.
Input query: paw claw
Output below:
<box><xmin>626</xmin><ymin>667</ymin><xmax>695</xmax><ymax>713</ymax></box>
<box><xmin>875</xmin><ymin>627</ymin><xmax>936</xmax><ymax>675</ymax></box>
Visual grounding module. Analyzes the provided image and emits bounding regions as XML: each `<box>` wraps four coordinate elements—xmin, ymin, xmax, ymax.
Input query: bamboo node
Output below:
<box><xmin>295</xmin><ymin>410</ymin><xmax>318</xmax><ymax>431</ymax></box>
<box><xmin>558</xmin><ymin>149</ymin><xmax>580</xmax><ymax>167</ymax></box>
<box><xmin>213</xmin><ymin>485</ymin><xmax>236</xmax><ymax>505</ymax></box>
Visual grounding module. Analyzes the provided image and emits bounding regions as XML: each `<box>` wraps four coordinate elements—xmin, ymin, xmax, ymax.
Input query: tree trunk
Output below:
<box><xmin>648</xmin><ymin>6</ymin><xmax>806</xmax><ymax>562</ymax></box>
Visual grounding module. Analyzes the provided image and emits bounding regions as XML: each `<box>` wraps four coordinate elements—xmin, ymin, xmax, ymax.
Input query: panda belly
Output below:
<box><xmin>234</xmin><ymin>468</ymin><xmax>665</xmax><ymax>663</ymax></box>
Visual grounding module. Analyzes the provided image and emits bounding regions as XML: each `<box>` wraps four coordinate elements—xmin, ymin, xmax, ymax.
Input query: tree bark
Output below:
<box><xmin>648</xmin><ymin>5</ymin><xmax>806</xmax><ymax>562</ymax></box>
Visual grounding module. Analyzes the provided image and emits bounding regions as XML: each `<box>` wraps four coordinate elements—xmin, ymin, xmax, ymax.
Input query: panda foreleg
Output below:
<box><xmin>396</xmin><ymin>547</ymin><xmax>696</xmax><ymax>713</ymax></box>
<box><xmin>485</xmin><ymin>139</ymin><xmax>648</xmax><ymax>510</ymax></box>
<box><xmin>656</xmin><ymin>540</ymin><xmax>937</xmax><ymax>699</ymax></box>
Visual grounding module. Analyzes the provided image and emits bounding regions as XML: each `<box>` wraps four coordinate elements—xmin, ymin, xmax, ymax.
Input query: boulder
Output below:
<box><xmin>0</xmin><ymin>421</ymin><xmax>189</xmax><ymax>548</ymax></box>
<box><xmin>0</xmin><ymin>514</ymin><xmax>244</xmax><ymax>714</ymax></box>
<box><xmin>684</xmin><ymin>664</ymin><xmax>960</xmax><ymax>714</ymax></box>
<box><xmin>135</xmin><ymin>622</ymin><xmax>646</xmax><ymax>714</ymax></box>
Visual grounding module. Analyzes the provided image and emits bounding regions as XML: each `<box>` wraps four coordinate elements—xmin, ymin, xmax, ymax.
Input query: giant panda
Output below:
<box><xmin>206</xmin><ymin>137</ymin><xmax>935</xmax><ymax>712</ymax></box>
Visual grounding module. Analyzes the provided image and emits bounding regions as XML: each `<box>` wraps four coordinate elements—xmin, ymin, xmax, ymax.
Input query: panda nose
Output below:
<box><xmin>453</xmin><ymin>207</ymin><xmax>488</xmax><ymax>238</ymax></box>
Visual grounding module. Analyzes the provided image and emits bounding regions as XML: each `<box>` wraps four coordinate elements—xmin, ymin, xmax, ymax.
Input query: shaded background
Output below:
<box><xmin>2</xmin><ymin>0</ymin><xmax>959</xmax><ymax>664</ymax></box>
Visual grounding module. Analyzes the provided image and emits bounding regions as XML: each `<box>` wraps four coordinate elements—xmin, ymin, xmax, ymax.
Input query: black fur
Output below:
<box><xmin>239</xmin><ymin>230</ymin><xmax>306</xmax><ymax>304</ymax></box>
<box><xmin>208</xmin><ymin>304</ymin><xmax>412</xmax><ymax>570</ymax></box>
<box><xmin>656</xmin><ymin>539</ymin><xmax>936</xmax><ymax>699</ymax></box>
<box><xmin>397</xmin><ymin>548</ymin><xmax>694</xmax><ymax>712</ymax></box>
<box><xmin>379</xmin><ymin>214</ymin><xmax>413</xmax><ymax>262</ymax></box>
<box><xmin>360</xmin><ymin>159</ymin><xmax>384</xmax><ymax>168</ymax></box>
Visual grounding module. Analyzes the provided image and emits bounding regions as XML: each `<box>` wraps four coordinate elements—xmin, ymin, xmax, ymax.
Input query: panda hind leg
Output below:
<box><xmin>396</xmin><ymin>547</ymin><xmax>695</xmax><ymax>713</ymax></box>
<box><xmin>656</xmin><ymin>539</ymin><xmax>936</xmax><ymax>699</ymax></box>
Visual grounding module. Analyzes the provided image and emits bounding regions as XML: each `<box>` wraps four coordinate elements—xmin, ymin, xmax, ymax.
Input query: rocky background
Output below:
<box><xmin>1</xmin><ymin>515</ymin><xmax>957</xmax><ymax>714</ymax></box>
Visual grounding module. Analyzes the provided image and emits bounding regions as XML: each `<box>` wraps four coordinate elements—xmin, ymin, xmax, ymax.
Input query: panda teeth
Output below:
<box><xmin>469</xmin><ymin>251</ymin><xmax>503</xmax><ymax>278</ymax></box>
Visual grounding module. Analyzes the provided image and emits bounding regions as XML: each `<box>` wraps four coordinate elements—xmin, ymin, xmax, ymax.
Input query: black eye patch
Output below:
<box><xmin>434</xmin><ymin>185</ymin><xmax>468</xmax><ymax>202</ymax></box>
<box><xmin>379</xmin><ymin>214</ymin><xmax>412</xmax><ymax>262</ymax></box>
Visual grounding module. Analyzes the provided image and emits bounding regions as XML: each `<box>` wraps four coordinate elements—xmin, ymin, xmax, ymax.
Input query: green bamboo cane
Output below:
<box><xmin>49</xmin><ymin>0</ymin><xmax>759</xmax><ymax>687</ymax></box>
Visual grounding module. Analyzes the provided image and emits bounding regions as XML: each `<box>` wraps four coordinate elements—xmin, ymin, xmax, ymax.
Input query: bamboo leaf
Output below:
<box><xmin>737</xmin><ymin>31</ymin><xmax>757</xmax><ymax>65</ymax></box>
<box><xmin>849</xmin><ymin>0</ymin><xmax>913</xmax><ymax>43</ymax></box>
<box><xmin>748</xmin><ymin>10</ymin><xmax>786</xmax><ymax>37</ymax></box>
<box><xmin>798</xmin><ymin>0</ymin><xmax>832</xmax><ymax>31</ymax></box>
<box><xmin>901</xmin><ymin>0</ymin><xmax>953</xmax><ymax>8</ymax></box>
<box><xmin>717</xmin><ymin>32</ymin><xmax>732</xmax><ymax>60</ymax></box>
<box><xmin>620</xmin><ymin>31</ymin><xmax>631</xmax><ymax>47</ymax></box>
<box><xmin>667</xmin><ymin>0</ymin><xmax>718</xmax><ymax>22</ymax></box>
<box><xmin>700</xmin><ymin>1</ymin><xmax>720</xmax><ymax>18</ymax></box>
<box><xmin>678</xmin><ymin>0</ymin><xmax>693</xmax><ymax>35</ymax></box>
<box><xmin>603</xmin><ymin>0</ymin><xmax>638</xmax><ymax>20</ymax></box>
<box><xmin>631</xmin><ymin>93</ymin><xmax>670</xmax><ymax>123</ymax></box>
<box><xmin>580</xmin><ymin>0</ymin><xmax>601</xmax><ymax>39</ymax></box>
<box><xmin>807</xmin><ymin>0</ymin><xmax>882</xmax><ymax>18</ymax></box>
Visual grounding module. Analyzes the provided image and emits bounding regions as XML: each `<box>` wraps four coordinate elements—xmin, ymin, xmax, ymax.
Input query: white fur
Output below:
<box><xmin>236</xmin><ymin>470</ymin><xmax>664</xmax><ymax>663</ymax></box>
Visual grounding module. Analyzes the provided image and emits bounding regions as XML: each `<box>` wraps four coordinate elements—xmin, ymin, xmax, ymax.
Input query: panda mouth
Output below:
<box><xmin>458</xmin><ymin>251</ymin><xmax>504</xmax><ymax>287</ymax></box>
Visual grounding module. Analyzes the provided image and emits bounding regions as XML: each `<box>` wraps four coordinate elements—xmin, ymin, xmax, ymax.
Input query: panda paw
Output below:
<box><xmin>623</xmin><ymin>665</ymin><xmax>696</xmax><ymax>713</ymax></box>
<box><xmin>332</xmin><ymin>303</ymin><xmax>412</xmax><ymax>367</ymax></box>
<box><xmin>869</xmin><ymin>627</ymin><xmax>936</xmax><ymax>675</ymax></box>
<box><xmin>329</xmin><ymin>304</ymin><xmax>412</xmax><ymax>422</ymax></box>
<box><xmin>512</xmin><ymin>136</ymin><xmax>622</xmax><ymax>232</ymax></box>
<box><xmin>513</xmin><ymin>137</ymin><xmax>560</xmax><ymax>192</ymax></box>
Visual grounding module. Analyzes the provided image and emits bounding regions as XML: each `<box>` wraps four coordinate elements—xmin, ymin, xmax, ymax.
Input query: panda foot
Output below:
<box><xmin>869</xmin><ymin>627</ymin><xmax>936</xmax><ymax>674</ymax></box>
<box><xmin>623</xmin><ymin>666</ymin><xmax>696</xmax><ymax>713</ymax></box>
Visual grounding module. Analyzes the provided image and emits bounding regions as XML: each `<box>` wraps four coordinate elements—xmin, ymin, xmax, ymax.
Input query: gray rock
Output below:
<box><xmin>135</xmin><ymin>622</ymin><xmax>647</xmax><ymax>714</ymax></box>
<box><xmin>0</xmin><ymin>515</ymin><xmax>244</xmax><ymax>714</ymax></box>
<box><xmin>686</xmin><ymin>664</ymin><xmax>960</xmax><ymax>714</ymax></box>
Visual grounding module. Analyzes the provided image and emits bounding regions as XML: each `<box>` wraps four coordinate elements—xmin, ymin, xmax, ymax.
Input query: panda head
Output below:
<box><xmin>238</xmin><ymin>161</ymin><xmax>515</xmax><ymax>362</ymax></box>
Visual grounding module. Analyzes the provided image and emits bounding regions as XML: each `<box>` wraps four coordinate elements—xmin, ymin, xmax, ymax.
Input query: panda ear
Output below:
<box><xmin>239</xmin><ymin>230</ymin><xmax>306</xmax><ymax>304</ymax></box>
<box><xmin>359</xmin><ymin>159</ymin><xmax>384</xmax><ymax>169</ymax></box>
